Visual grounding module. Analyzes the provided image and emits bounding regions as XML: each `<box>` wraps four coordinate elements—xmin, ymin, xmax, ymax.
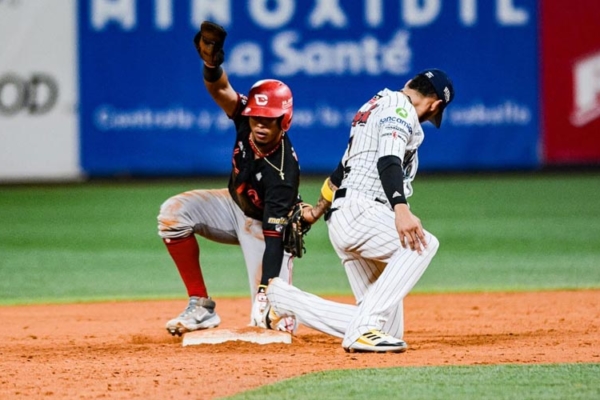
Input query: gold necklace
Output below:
<box><xmin>249</xmin><ymin>136</ymin><xmax>285</xmax><ymax>180</ymax></box>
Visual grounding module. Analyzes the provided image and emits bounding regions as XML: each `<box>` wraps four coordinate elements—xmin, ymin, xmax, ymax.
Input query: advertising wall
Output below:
<box><xmin>78</xmin><ymin>0</ymin><xmax>539</xmax><ymax>176</ymax></box>
<box><xmin>0</xmin><ymin>1</ymin><xmax>80</xmax><ymax>182</ymax></box>
<box><xmin>3</xmin><ymin>1</ymin><xmax>597</xmax><ymax>182</ymax></box>
<box><xmin>541</xmin><ymin>2</ymin><xmax>600</xmax><ymax>164</ymax></box>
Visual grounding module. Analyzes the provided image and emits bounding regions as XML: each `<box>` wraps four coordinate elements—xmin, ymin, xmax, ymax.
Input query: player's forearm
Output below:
<box><xmin>260</xmin><ymin>236</ymin><xmax>285</xmax><ymax>286</ymax></box>
<box><xmin>204</xmin><ymin>67</ymin><xmax>238</xmax><ymax>116</ymax></box>
<box><xmin>304</xmin><ymin>178</ymin><xmax>337</xmax><ymax>222</ymax></box>
<box><xmin>309</xmin><ymin>196</ymin><xmax>331</xmax><ymax>220</ymax></box>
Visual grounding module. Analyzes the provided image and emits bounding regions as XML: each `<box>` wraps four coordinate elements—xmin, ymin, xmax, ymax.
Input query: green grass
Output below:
<box><xmin>224</xmin><ymin>363</ymin><xmax>600</xmax><ymax>400</ymax></box>
<box><xmin>0</xmin><ymin>172</ymin><xmax>599</xmax><ymax>305</ymax></box>
<box><xmin>1</xmin><ymin>173</ymin><xmax>599</xmax><ymax>399</ymax></box>
<box><xmin>410</xmin><ymin>173</ymin><xmax>600</xmax><ymax>292</ymax></box>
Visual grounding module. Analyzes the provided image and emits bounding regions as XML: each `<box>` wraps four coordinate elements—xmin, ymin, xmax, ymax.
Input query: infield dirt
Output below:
<box><xmin>1</xmin><ymin>290</ymin><xmax>598</xmax><ymax>399</ymax></box>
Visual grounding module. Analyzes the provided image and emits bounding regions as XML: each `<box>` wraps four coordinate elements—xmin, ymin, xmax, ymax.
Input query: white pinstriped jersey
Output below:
<box><xmin>340</xmin><ymin>88</ymin><xmax>423</xmax><ymax>201</ymax></box>
<box><xmin>266</xmin><ymin>81</ymin><xmax>447</xmax><ymax>350</ymax></box>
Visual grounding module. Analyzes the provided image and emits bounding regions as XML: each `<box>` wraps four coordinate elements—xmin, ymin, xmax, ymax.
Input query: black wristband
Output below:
<box><xmin>329</xmin><ymin>161</ymin><xmax>345</xmax><ymax>187</ymax></box>
<box><xmin>203</xmin><ymin>64</ymin><xmax>223</xmax><ymax>82</ymax></box>
<box><xmin>377</xmin><ymin>155</ymin><xmax>408</xmax><ymax>207</ymax></box>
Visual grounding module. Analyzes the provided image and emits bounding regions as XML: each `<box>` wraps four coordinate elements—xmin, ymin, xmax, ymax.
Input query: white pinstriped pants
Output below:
<box><xmin>266</xmin><ymin>197</ymin><xmax>438</xmax><ymax>347</ymax></box>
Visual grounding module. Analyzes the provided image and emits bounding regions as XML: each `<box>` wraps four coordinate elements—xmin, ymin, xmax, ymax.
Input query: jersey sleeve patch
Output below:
<box><xmin>230</xmin><ymin>93</ymin><xmax>248</xmax><ymax>120</ymax></box>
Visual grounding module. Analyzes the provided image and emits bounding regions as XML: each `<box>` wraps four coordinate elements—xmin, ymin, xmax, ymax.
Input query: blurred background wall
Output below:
<box><xmin>0</xmin><ymin>1</ymin><xmax>79</xmax><ymax>182</ymax></box>
<box><xmin>1</xmin><ymin>0</ymin><xmax>599</xmax><ymax>182</ymax></box>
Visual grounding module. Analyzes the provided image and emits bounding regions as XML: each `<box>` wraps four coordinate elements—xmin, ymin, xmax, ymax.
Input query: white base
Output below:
<box><xmin>182</xmin><ymin>327</ymin><xmax>292</xmax><ymax>346</ymax></box>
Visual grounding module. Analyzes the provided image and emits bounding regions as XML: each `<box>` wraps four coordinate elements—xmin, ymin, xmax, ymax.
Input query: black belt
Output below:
<box><xmin>333</xmin><ymin>187</ymin><xmax>347</xmax><ymax>201</ymax></box>
<box><xmin>327</xmin><ymin>188</ymin><xmax>388</xmax><ymax>221</ymax></box>
<box><xmin>325</xmin><ymin>188</ymin><xmax>346</xmax><ymax>221</ymax></box>
<box><xmin>333</xmin><ymin>188</ymin><xmax>387</xmax><ymax>204</ymax></box>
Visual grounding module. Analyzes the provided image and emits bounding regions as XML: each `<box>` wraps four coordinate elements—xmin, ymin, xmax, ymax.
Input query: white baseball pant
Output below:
<box><xmin>266</xmin><ymin>196</ymin><xmax>438</xmax><ymax>347</ymax></box>
<box><xmin>158</xmin><ymin>188</ymin><xmax>293</xmax><ymax>299</ymax></box>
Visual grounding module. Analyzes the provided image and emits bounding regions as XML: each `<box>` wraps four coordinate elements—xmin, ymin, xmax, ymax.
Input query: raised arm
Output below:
<box><xmin>193</xmin><ymin>21</ymin><xmax>238</xmax><ymax>117</ymax></box>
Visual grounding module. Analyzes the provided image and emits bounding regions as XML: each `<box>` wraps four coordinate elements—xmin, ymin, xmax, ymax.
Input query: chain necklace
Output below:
<box><xmin>249</xmin><ymin>135</ymin><xmax>285</xmax><ymax>180</ymax></box>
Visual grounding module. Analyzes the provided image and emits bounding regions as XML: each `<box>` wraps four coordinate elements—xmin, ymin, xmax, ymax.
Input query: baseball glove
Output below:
<box><xmin>283</xmin><ymin>203</ymin><xmax>311</xmax><ymax>258</ymax></box>
<box><xmin>193</xmin><ymin>21</ymin><xmax>227</xmax><ymax>67</ymax></box>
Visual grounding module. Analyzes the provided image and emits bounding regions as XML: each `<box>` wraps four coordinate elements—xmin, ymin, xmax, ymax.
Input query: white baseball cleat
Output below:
<box><xmin>261</xmin><ymin>302</ymin><xmax>298</xmax><ymax>335</ymax></box>
<box><xmin>166</xmin><ymin>296</ymin><xmax>221</xmax><ymax>336</ymax></box>
<box><xmin>343</xmin><ymin>329</ymin><xmax>408</xmax><ymax>353</ymax></box>
<box><xmin>250</xmin><ymin>285</ymin><xmax>297</xmax><ymax>334</ymax></box>
<box><xmin>275</xmin><ymin>315</ymin><xmax>298</xmax><ymax>335</ymax></box>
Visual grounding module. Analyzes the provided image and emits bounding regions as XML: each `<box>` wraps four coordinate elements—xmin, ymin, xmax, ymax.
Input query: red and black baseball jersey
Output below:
<box><xmin>225</xmin><ymin>93</ymin><xmax>301</xmax><ymax>283</ymax></box>
<box><xmin>227</xmin><ymin>93</ymin><xmax>300</xmax><ymax>235</ymax></box>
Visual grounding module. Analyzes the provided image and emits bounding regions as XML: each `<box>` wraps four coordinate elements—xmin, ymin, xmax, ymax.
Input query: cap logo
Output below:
<box><xmin>443</xmin><ymin>87</ymin><xmax>451</xmax><ymax>103</ymax></box>
<box><xmin>254</xmin><ymin>94</ymin><xmax>268</xmax><ymax>106</ymax></box>
<box><xmin>425</xmin><ymin>71</ymin><xmax>434</xmax><ymax>78</ymax></box>
<box><xmin>282</xmin><ymin>98</ymin><xmax>293</xmax><ymax>109</ymax></box>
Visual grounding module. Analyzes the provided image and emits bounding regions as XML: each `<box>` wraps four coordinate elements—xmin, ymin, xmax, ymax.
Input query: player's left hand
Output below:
<box><xmin>194</xmin><ymin>21</ymin><xmax>227</xmax><ymax>67</ymax></box>
<box><xmin>300</xmin><ymin>204</ymin><xmax>318</xmax><ymax>224</ymax></box>
<box><xmin>283</xmin><ymin>203</ymin><xmax>312</xmax><ymax>258</ymax></box>
<box><xmin>393</xmin><ymin>204</ymin><xmax>427</xmax><ymax>254</ymax></box>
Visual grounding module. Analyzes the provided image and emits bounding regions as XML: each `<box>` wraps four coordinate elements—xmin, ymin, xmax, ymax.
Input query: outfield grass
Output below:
<box><xmin>1</xmin><ymin>172</ymin><xmax>599</xmax><ymax>304</ymax></box>
<box><xmin>226</xmin><ymin>363</ymin><xmax>600</xmax><ymax>400</ymax></box>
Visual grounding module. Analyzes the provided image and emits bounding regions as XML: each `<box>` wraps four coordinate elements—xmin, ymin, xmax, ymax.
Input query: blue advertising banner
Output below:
<box><xmin>79</xmin><ymin>0</ymin><xmax>539</xmax><ymax>176</ymax></box>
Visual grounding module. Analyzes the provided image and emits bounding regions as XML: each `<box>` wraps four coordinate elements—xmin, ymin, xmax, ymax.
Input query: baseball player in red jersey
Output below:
<box><xmin>157</xmin><ymin>21</ymin><xmax>299</xmax><ymax>336</ymax></box>
<box><xmin>262</xmin><ymin>69</ymin><xmax>455</xmax><ymax>352</ymax></box>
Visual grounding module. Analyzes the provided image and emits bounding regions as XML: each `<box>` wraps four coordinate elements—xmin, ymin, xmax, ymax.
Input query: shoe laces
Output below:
<box><xmin>180</xmin><ymin>297</ymin><xmax>201</xmax><ymax>317</ymax></box>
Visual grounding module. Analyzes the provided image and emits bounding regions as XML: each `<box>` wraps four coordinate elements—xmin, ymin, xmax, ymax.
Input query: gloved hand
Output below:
<box><xmin>193</xmin><ymin>21</ymin><xmax>227</xmax><ymax>67</ymax></box>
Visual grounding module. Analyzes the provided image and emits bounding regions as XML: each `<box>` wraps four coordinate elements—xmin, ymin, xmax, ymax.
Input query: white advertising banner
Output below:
<box><xmin>0</xmin><ymin>0</ymin><xmax>80</xmax><ymax>182</ymax></box>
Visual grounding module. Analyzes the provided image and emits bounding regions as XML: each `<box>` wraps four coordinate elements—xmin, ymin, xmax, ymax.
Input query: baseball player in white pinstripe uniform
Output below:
<box><xmin>262</xmin><ymin>69</ymin><xmax>455</xmax><ymax>353</ymax></box>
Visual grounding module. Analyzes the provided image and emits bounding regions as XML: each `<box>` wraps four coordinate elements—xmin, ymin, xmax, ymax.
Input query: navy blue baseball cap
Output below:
<box><xmin>418</xmin><ymin>69</ymin><xmax>455</xmax><ymax>128</ymax></box>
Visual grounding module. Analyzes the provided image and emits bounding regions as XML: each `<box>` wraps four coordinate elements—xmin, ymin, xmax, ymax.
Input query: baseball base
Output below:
<box><xmin>182</xmin><ymin>327</ymin><xmax>292</xmax><ymax>346</ymax></box>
